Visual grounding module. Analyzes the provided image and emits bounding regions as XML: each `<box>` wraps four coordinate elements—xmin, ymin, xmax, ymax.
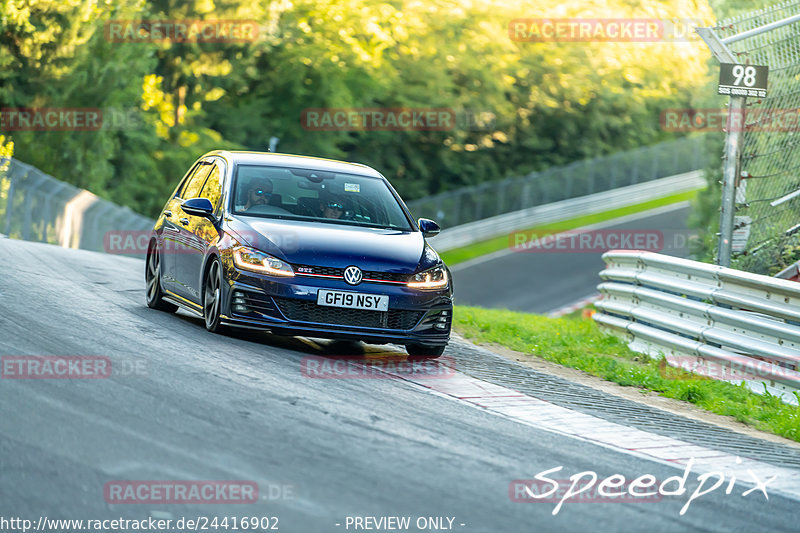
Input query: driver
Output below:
<box><xmin>319</xmin><ymin>194</ymin><xmax>346</xmax><ymax>219</ymax></box>
<box><xmin>239</xmin><ymin>179</ymin><xmax>273</xmax><ymax>211</ymax></box>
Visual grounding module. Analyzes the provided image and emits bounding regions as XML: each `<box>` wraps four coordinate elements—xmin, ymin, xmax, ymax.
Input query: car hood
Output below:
<box><xmin>226</xmin><ymin>216</ymin><xmax>433</xmax><ymax>273</ymax></box>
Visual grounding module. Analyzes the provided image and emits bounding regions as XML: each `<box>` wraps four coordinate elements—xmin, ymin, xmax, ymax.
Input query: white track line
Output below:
<box><xmin>381</xmin><ymin>357</ymin><xmax>800</xmax><ymax>501</ymax></box>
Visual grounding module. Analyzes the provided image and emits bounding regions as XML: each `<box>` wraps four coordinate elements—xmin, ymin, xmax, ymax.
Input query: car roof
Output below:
<box><xmin>205</xmin><ymin>151</ymin><xmax>383</xmax><ymax>178</ymax></box>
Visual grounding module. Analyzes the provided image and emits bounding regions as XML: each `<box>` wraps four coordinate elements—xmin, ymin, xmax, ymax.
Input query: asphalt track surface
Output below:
<box><xmin>1</xmin><ymin>236</ymin><xmax>798</xmax><ymax>533</ymax></box>
<box><xmin>450</xmin><ymin>204</ymin><xmax>693</xmax><ymax>314</ymax></box>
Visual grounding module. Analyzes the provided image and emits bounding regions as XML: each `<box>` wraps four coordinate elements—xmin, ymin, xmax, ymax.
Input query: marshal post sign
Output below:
<box><xmin>718</xmin><ymin>63</ymin><xmax>768</xmax><ymax>98</ymax></box>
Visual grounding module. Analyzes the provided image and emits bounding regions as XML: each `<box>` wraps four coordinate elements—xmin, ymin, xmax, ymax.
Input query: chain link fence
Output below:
<box><xmin>715</xmin><ymin>1</ymin><xmax>800</xmax><ymax>274</ymax></box>
<box><xmin>0</xmin><ymin>157</ymin><xmax>153</xmax><ymax>253</ymax></box>
<box><xmin>407</xmin><ymin>136</ymin><xmax>706</xmax><ymax>229</ymax></box>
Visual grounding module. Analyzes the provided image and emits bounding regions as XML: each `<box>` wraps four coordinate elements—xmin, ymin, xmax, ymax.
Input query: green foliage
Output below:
<box><xmin>2</xmin><ymin>0</ymin><xmax>715</xmax><ymax>217</ymax></box>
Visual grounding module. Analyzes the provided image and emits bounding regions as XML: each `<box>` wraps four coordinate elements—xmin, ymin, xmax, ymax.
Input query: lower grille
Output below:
<box><xmin>274</xmin><ymin>298</ymin><xmax>424</xmax><ymax>330</ymax></box>
<box><xmin>231</xmin><ymin>290</ymin><xmax>279</xmax><ymax>318</ymax></box>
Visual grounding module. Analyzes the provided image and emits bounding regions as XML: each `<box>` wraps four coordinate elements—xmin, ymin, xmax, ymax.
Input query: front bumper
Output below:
<box><xmin>219</xmin><ymin>267</ymin><xmax>453</xmax><ymax>346</ymax></box>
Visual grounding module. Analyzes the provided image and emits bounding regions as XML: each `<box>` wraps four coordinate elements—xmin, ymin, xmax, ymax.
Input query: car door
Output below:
<box><xmin>168</xmin><ymin>161</ymin><xmax>213</xmax><ymax>302</ymax></box>
<box><xmin>175</xmin><ymin>159</ymin><xmax>225</xmax><ymax>304</ymax></box>
<box><xmin>160</xmin><ymin>161</ymin><xmax>210</xmax><ymax>295</ymax></box>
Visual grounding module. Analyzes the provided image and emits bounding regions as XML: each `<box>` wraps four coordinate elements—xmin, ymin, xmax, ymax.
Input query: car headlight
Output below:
<box><xmin>233</xmin><ymin>247</ymin><xmax>294</xmax><ymax>277</ymax></box>
<box><xmin>407</xmin><ymin>265</ymin><xmax>448</xmax><ymax>289</ymax></box>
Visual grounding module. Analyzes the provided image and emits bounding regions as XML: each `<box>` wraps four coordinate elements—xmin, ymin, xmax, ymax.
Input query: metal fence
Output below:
<box><xmin>710</xmin><ymin>2</ymin><xmax>800</xmax><ymax>273</ymax></box>
<box><xmin>0</xmin><ymin>157</ymin><xmax>153</xmax><ymax>252</ymax></box>
<box><xmin>594</xmin><ymin>250</ymin><xmax>800</xmax><ymax>405</ymax></box>
<box><xmin>407</xmin><ymin>136</ymin><xmax>706</xmax><ymax>228</ymax></box>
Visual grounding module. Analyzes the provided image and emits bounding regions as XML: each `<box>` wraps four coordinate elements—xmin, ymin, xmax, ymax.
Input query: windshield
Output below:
<box><xmin>231</xmin><ymin>165</ymin><xmax>414</xmax><ymax>231</ymax></box>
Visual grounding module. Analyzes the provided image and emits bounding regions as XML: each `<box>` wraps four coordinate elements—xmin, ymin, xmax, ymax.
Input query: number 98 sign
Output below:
<box><xmin>718</xmin><ymin>63</ymin><xmax>768</xmax><ymax>98</ymax></box>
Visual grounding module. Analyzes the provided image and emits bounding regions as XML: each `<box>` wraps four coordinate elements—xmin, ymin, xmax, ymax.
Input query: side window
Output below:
<box><xmin>176</xmin><ymin>162</ymin><xmax>206</xmax><ymax>198</ymax></box>
<box><xmin>199</xmin><ymin>163</ymin><xmax>223</xmax><ymax>210</ymax></box>
<box><xmin>181</xmin><ymin>163</ymin><xmax>212</xmax><ymax>200</ymax></box>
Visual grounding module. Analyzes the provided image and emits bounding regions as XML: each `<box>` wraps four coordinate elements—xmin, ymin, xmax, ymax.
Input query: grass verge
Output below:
<box><xmin>453</xmin><ymin>305</ymin><xmax>800</xmax><ymax>443</ymax></box>
<box><xmin>440</xmin><ymin>189</ymin><xmax>699</xmax><ymax>266</ymax></box>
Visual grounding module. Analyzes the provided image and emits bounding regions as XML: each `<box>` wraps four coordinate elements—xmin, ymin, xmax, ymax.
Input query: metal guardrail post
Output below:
<box><xmin>21</xmin><ymin>170</ymin><xmax>47</xmax><ymax>242</ymax></box>
<box><xmin>3</xmin><ymin>165</ymin><xmax>18</xmax><ymax>236</ymax></box>
<box><xmin>698</xmin><ymin>8</ymin><xmax>800</xmax><ymax>269</ymax></box>
<box><xmin>696</xmin><ymin>27</ymin><xmax>743</xmax><ymax>268</ymax></box>
<box><xmin>41</xmin><ymin>181</ymin><xmax>70</xmax><ymax>243</ymax></box>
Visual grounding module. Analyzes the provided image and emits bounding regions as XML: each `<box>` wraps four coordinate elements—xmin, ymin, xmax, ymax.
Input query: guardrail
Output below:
<box><xmin>429</xmin><ymin>171</ymin><xmax>704</xmax><ymax>252</ymax></box>
<box><xmin>593</xmin><ymin>251</ymin><xmax>800</xmax><ymax>405</ymax></box>
<box><xmin>408</xmin><ymin>136</ymin><xmax>706</xmax><ymax>229</ymax></box>
<box><xmin>0</xmin><ymin>157</ymin><xmax>153</xmax><ymax>253</ymax></box>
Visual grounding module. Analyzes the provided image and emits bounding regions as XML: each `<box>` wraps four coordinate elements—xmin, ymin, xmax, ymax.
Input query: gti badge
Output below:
<box><xmin>343</xmin><ymin>265</ymin><xmax>363</xmax><ymax>285</ymax></box>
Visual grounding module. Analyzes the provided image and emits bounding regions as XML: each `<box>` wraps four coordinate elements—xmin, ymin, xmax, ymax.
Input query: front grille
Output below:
<box><xmin>293</xmin><ymin>264</ymin><xmax>342</xmax><ymax>277</ymax></box>
<box><xmin>291</xmin><ymin>263</ymin><xmax>409</xmax><ymax>283</ymax></box>
<box><xmin>274</xmin><ymin>298</ymin><xmax>424</xmax><ymax>330</ymax></box>
<box><xmin>363</xmin><ymin>271</ymin><xmax>409</xmax><ymax>283</ymax></box>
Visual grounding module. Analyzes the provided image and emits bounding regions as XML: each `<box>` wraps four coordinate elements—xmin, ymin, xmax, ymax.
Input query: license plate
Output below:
<box><xmin>316</xmin><ymin>290</ymin><xmax>389</xmax><ymax>311</ymax></box>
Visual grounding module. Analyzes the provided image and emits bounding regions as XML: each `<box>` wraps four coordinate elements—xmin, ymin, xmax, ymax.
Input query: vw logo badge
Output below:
<box><xmin>344</xmin><ymin>265</ymin><xmax>363</xmax><ymax>285</ymax></box>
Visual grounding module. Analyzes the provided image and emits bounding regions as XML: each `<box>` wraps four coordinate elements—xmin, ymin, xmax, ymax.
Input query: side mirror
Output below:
<box><xmin>181</xmin><ymin>198</ymin><xmax>215</xmax><ymax>219</ymax></box>
<box><xmin>418</xmin><ymin>218</ymin><xmax>441</xmax><ymax>238</ymax></box>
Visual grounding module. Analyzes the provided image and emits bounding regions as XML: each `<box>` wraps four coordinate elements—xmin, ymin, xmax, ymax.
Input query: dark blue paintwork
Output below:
<box><xmin>147</xmin><ymin>151</ymin><xmax>453</xmax><ymax>354</ymax></box>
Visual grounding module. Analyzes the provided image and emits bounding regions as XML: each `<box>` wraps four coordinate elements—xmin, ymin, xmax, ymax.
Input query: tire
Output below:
<box><xmin>405</xmin><ymin>343</ymin><xmax>446</xmax><ymax>358</ymax></box>
<box><xmin>146</xmin><ymin>243</ymin><xmax>178</xmax><ymax>313</ymax></box>
<box><xmin>203</xmin><ymin>258</ymin><xmax>226</xmax><ymax>333</ymax></box>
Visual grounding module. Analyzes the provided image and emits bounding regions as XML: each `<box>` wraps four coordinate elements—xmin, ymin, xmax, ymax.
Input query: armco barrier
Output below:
<box><xmin>428</xmin><ymin>171</ymin><xmax>704</xmax><ymax>252</ymax></box>
<box><xmin>594</xmin><ymin>250</ymin><xmax>800</xmax><ymax>405</ymax></box>
<box><xmin>0</xmin><ymin>157</ymin><xmax>153</xmax><ymax>253</ymax></box>
<box><xmin>407</xmin><ymin>136</ymin><xmax>706</xmax><ymax>229</ymax></box>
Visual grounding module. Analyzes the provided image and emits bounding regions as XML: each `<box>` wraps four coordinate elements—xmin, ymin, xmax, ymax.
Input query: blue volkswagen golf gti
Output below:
<box><xmin>146</xmin><ymin>151</ymin><xmax>453</xmax><ymax>357</ymax></box>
